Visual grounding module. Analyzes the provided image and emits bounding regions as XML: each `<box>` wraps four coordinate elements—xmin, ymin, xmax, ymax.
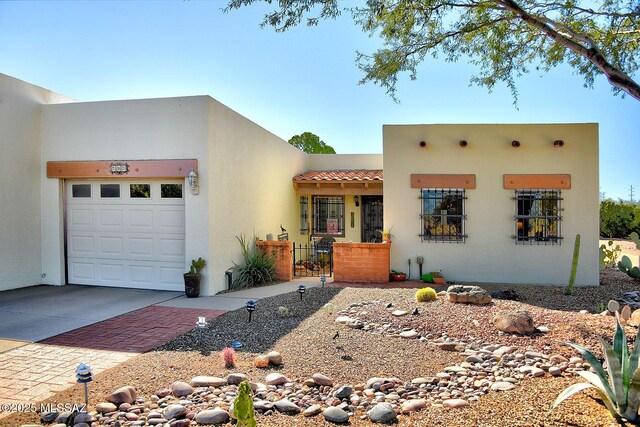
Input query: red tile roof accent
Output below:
<box><xmin>294</xmin><ymin>170</ymin><xmax>383</xmax><ymax>182</ymax></box>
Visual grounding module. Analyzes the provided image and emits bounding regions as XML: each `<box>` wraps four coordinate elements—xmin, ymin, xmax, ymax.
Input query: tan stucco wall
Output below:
<box><xmin>0</xmin><ymin>74</ymin><xmax>72</xmax><ymax>291</ymax></box>
<box><xmin>306</xmin><ymin>153</ymin><xmax>383</xmax><ymax>170</ymax></box>
<box><xmin>41</xmin><ymin>96</ymin><xmax>211</xmax><ymax>290</ymax></box>
<box><xmin>383</xmin><ymin>123</ymin><xmax>599</xmax><ymax>285</ymax></box>
<box><xmin>207</xmin><ymin>98</ymin><xmax>307</xmax><ymax>294</ymax></box>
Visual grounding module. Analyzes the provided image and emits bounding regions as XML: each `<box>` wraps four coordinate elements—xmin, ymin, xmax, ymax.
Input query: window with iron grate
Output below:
<box><xmin>420</xmin><ymin>189</ymin><xmax>466</xmax><ymax>242</ymax></box>
<box><xmin>312</xmin><ymin>196</ymin><xmax>344</xmax><ymax>236</ymax></box>
<box><xmin>299</xmin><ymin>196</ymin><xmax>309</xmax><ymax>235</ymax></box>
<box><xmin>514</xmin><ymin>190</ymin><xmax>562</xmax><ymax>245</ymax></box>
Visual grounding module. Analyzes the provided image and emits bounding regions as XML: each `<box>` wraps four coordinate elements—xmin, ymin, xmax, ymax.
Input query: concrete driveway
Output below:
<box><xmin>0</xmin><ymin>284</ymin><xmax>182</xmax><ymax>342</ymax></box>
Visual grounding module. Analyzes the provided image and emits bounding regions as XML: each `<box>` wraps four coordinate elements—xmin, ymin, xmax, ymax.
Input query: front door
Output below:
<box><xmin>361</xmin><ymin>196</ymin><xmax>384</xmax><ymax>242</ymax></box>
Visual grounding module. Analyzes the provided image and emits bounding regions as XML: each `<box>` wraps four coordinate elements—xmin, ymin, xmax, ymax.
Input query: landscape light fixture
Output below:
<box><xmin>320</xmin><ymin>273</ymin><xmax>326</xmax><ymax>288</ymax></box>
<box><xmin>246</xmin><ymin>300</ymin><xmax>256</xmax><ymax>322</ymax></box>
<box><xmin>196</xmin><ymin>316</ymin><xmax>207</xmax><ymax>345</ymax></box>
<box><xmin>76</xmin><ymin>363</ymin><xmax>92</xmax><ymax>412</ymax></box>
<box><xmin>188</xmin><ymin>169</ymin><xmax>199</xmax><ymax>195</ymax></box>
<box><xmin>298</xmin><ymin>284</ymin><xmax>306</xmax><ymax>300</ymax></box>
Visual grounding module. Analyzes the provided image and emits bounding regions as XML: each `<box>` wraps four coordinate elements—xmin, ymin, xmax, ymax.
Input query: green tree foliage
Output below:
<box><xmin>225</xmin><ymin>1</ymin><xmax>640</xmax><ymax>103</ymax></box>
<box><xmin>600</xmin><ymin>200</ymin><xmax>640</xmax><ymax>238</ymax></box>
<box><xmin>288</xmin><ymin>132</ymin><xmax>336</xmax><ymax>154</ymax></box>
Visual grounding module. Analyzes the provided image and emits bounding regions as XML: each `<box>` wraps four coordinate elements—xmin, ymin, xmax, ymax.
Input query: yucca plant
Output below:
<box><xmin>551</xmin><ymin>315</ymin><xmax>640</xmax><ymax>422</ymax></box>
<box><xmin>230</xmin><ymin>234</ymin><xmax>276</xmax><ymax>289</ymax></box>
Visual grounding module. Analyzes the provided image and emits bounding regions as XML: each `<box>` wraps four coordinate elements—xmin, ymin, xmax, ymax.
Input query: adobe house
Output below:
<box><xmin>0</xmin><ymin>73</ymin><xmax>598</xmax><ymax>295</ymax></box>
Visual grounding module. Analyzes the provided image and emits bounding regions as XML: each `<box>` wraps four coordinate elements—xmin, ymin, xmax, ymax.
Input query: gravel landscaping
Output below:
<box><xmin>7</xmin><ymin>269</ymin><xmax>640</xmax><ymax>427</ymax></box>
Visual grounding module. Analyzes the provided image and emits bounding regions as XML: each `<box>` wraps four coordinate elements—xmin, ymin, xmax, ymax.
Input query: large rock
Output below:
<box><xmin>171</xmin><ymin>381</ymin><xmax>194</xmax><ymax>397</ymax></box>
<box><xmin>323</xmin><ymin>406</ymin><xmax>349</xmax><ymax>423</ymax></box>
<box><xmin>274</xmin><ymin>398</ymin><xmax>301</xmax><ymax>414</ymax></box>
<box><xmin>105</xmin><ymin>385</ymin><xmax>137</xmax><ymax>404</ymax></box>
<box><xmin>265</xmin><ymin>372</ymin><xmax>289</xmax><ymax>385</ymax></box>
<box><xmin>190</xmin><ymin>376</ymin><xmax>226</xmax><ymax>387</ymax></box>
<box><xmin>95</xmin><ymin>402</ymin><xmax>117</xmax><ymax>414</ymax></box>
<box><xmin>494</xmin><ymin>310</ymin><xmax>535</xmax><ymax>334</ymax></box>
<box><xmin>368</xmin><ymin>402</ymin><xmax>397</xmax><ymax>423</ymax></box>
<box><xmin>266</xmin><ymin>351</ymin><xmax>283</xmax><ymax>366</ymax></box>
<box><xmin>163</xmin><ymin>404</ymin><xmax>187</xmax><ymax>420</ymax></box>
<box><xmin>447</xmin><ymin>285</ymin><xmax>492</xmax><ymax>305</ymax></box>
<box><xmin>195</xmin><ymin>408</ymin><xmax>230</xmax><ymax>425</ymax></box>
<box><xmin>226</xmin><ymin>373</ymin><xmax>249</xmax><ymax>385</ymax></box>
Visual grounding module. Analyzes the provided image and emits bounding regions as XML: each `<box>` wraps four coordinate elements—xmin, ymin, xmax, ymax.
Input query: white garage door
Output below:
<box><xmin>66</xmin><ymin>180</ymin><xmax>185</xmax><ymax>291</ymax></box>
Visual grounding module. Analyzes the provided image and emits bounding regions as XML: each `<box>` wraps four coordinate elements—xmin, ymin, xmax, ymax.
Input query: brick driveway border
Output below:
<box><xmin>39</xmin><ymin>306</ymin><xmax>227</xmax><ymax>352</ymax></box>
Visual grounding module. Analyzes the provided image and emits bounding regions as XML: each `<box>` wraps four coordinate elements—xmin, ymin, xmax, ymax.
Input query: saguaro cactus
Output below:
<box><xmin>565</xmin><ymin>234</ymin><xmax>580</xmax><ymax>295</ymax></box>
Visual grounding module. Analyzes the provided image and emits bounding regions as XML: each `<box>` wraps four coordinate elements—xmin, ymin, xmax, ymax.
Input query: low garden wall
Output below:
<box><xmin>333</xmin><ymin>242</ymin><xmax>390</xmax><ymax>283</ymax></box>
<box><xmin>256</xmin><ymin>240</ymin><xmax>293</xmax><ymax>282</ymax></box>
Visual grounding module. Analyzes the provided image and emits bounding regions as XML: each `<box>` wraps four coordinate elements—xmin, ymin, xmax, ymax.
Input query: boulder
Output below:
<box><xmin>493</xmin><ymin>310</ymin><xmax>535</xmax><ymax>335</ymax></box>
<box><xmin>447</xmin><ymin>285</ymin><xmax>492</xmax><ymax>305</ymax></box>
<box><xmin>105</xmin><ymin>385</ymin><xmax>137</xmax><ymax>404</ymax></box>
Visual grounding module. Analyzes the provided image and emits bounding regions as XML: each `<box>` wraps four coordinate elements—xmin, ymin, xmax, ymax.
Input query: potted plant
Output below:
<box><xmin>390</xmin><ymin>270</ymin><xmax>406</xmax><ymax>281</ymax></box>
<box><xmin>184</xmin><ymin>257</ymin><xmax>206</xmax><ymax>298</ymax></box>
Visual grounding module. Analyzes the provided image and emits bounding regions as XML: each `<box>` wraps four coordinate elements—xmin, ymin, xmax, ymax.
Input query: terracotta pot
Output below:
<box><xmin>430</xmin><ymin>271</ymin><xmax>440</xmax><ymax>278</ymax></box>
<box><xmin>391</xmin><ymin>273</ymin><xmax>406</xmax><ymax>282</ymax></box>
<box><xmin>433</xmin><ymin>277</ymin><xmax>446</xmax><ymax>285</ymax></box>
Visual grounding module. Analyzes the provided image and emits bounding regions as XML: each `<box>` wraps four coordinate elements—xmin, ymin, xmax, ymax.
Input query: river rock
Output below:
<box><xmin>447</xmin><ymin>285</ymin><xmax>492</xmax><ymax>305</ymax></box>
<box><xmin>95</xmin><ymin>402</ymin><xmax>117</xmax><ymax>414</ymax></box>
<box><xmin>323</xmin><ymin>406</ymin><xmax>349</xmax><ymax>423</ymax></box>
<box><xmin>274</xmin><ymin>398</ymin><xmax>300</xmax><ymax>414</ymax></box>
<box><xmin>226</xmin><ymin>373</ymin><xmax>249</xmax><ymax>385</ymax></box>
<box><xmin>105</xmin><ymin>385</ymin><xmax>137</xmax><ymax>404</ymax></box>
<box><xmin>163</xmin><ymin>404</ymin><xmax>187</xmax><ymax>420</ymax></box>
<box><xmin>312</xmin><ymin>373</ymin><xmax>333</xmax><ymax>386</ymax></box>
<box><xmin>368</xmin><ymin>402</ymin><xmax>397</xmax><ymax>423</ymax></box>
<box><xmin>399</xmin><ymin>330</ymin><xmax>419</xmax><ymax>339</ymax></box>
<box><xmin>493</xmin><ymin>310</ymin><xmax>535</xmax><ymax>334</ymax></box>
<box><xmin>265</xmin><ymin>372</ymin><xmax>289</xmax><ymax>385</ymax></box>
<box><xmin>303</xmin><ymin>404</ymin><xmax>322</xmax><ymax>417</ymax></box>
<box><xmin>266</xmin><ymin>351</ymin><xmax>283</xmax><ymax>365</ymax></box>
<box><xmin>191</xmin><ymin>376</ymin><xmax>227</xmax><ymax>387</ymax></box>
<box><xmin>195</xmin><ymin>408</ymin><xmax>230</xmax><ymax>425</ymax></box>
<box><xmin>443</xmin><ymin>398</ymin><xmax>470</xmax><ymax>408</ymax></box>
<box><xmin>335</xmin><ymin>385</ymin><xmax>353</xmax><ymax>399</ymax></box>
<box><xmin>171</xmin><ymin>381</ymin><xmax>194</xmax><ymax>397</ymax></box>
<box><xmin>491</xmin><ymin>381</ymin><xmax>515</xmax><ymax>391</ymax></box>
<box><xmin>401</xmin><ymin>399</ymin><xmax>427</xmax><ymax>413</ymax></box>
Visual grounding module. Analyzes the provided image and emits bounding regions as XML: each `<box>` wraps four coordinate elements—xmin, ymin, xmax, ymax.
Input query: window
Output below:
<box><xmin>312</xmin><ymin>196</ymin><xmax>344</xmax><ymax>236</ymax></box>
<box><xmin>100</xmin><ymin>184</ymin><xmax>120</xmax><ymax>198</ymax></box>
<box><xmin>72</xmin><ymin>184</ymin><xmax>91</xmax><ymax>198</ymax></box>
<box><xmin>515</xmin><ymin>190</ymin><xmax>562</xmax><ymax>245</ymax></box>
<box><xmin>161</xmin><ymin>184</ymin><xmax>183</xmax><ymax>198</ymax></box>
<box><xmin>420</xmin><ymin>189</ymin><xmax>465</xmax><ymax>242</ymax></box>
<box><xmin>299</xmin><ymin>196</ymin><xmax>309</xmax><ymax>235</ymax></box>
<box><xmin>130</xmin><ymin>184</ymin><xmax>151</xmax><ymax>198</ymax></box>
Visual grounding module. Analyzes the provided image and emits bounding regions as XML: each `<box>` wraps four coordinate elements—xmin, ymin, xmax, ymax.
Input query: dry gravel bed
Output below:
<box><xmin>6</xmin><ymin>269</ymin><xmax>640</xmax><ymax>427</ymax></box>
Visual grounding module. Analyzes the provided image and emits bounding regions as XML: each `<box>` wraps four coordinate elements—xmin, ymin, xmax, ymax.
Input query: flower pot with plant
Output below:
<box><xmin>184</xmin><ymin>257</ymin><xmax>206</xmax><ymax>298</ymax></box>
<box><xmin>390</xmin><ymin>270</ymin><xmax>406</xmax><ymax>281</ymax></box>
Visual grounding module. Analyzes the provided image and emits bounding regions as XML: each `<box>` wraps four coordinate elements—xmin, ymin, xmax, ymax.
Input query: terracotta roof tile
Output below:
<box><xmin>293</xmin><ymin>170</ymin><xmax>383</xmax><ymax>182</ymax></box>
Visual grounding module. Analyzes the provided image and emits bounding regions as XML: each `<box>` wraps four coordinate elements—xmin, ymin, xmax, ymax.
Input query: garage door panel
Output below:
<box><xmin>66</xmin><ymin>180</ymin><xmax>185</xmax><ymax>291</ymax></box>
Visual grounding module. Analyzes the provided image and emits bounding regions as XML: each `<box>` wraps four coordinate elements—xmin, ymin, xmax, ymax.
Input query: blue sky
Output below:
<box><xmin>1</xmin><ymin>1</ymin><xmax>638</xmax><ymax>201</ymax></box>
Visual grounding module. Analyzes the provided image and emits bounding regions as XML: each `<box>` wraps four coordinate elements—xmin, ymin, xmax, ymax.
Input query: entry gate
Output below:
<box><xmin>292</xmin><ymin>241</ymin><xmax>333</xmax><ymax>277</ymax></box>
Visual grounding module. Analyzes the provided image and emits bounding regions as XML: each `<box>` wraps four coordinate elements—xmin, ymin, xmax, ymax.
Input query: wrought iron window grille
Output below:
<box><xmin>419</xmin><ymin>189</ymin><xmax>467</xmax><ymax>243</ymax></box>
<box><xmin>513</xmin><ymin>189</ymin><xmax>562</xmax><ymax>245</ymax></box>
<box><xmin>312</xmin><ymin>196</ymin><xmax>345</xmax><ymax>236</ymax></box>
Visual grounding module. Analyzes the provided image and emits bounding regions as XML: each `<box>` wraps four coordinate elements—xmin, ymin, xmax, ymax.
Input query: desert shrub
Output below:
<box><xmin>230</xmin><ymin>235</ymin><xmax>276</xmax><ymax>289</ymax></box>
<box><xmin>600</xmin><ymin>200</ymin><xmax>639</xmax><ymax>238</ymax></box>
<box><xmin>415</xmin><ymin>287</ymin><xmax>437</xmax><ymax>302</ymax></box>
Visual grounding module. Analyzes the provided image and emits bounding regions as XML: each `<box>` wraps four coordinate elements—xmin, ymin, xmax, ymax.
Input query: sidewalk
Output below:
<box><xmin>0</xmin><ymin>280</ymin><xmax>320</xmax><ymax>413</ymax></box>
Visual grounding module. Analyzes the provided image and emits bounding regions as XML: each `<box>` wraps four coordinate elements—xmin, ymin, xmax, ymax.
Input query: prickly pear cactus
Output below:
<box><xmin>619</xmin><ymin>255</ymin><xmax>640</xmax><ymax>280</ymax></box>
<box><xmin>233</xmin><ymin>381</ymin><xmax>256</xmax><ymax>427</ymax></box>
<box><xmin>631</xmin><ymin>232</ymin><xmax>640</xmax><ymax>250</ymax></box>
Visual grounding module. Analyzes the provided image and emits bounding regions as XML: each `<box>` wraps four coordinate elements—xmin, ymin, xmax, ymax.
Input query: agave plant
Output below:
<box><xmin>551</xmin><ymin>316</ymin><xmax>640</xmax><ymax>422</ymax></box>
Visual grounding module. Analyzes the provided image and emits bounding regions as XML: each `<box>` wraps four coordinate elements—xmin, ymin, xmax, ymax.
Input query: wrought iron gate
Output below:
<box><xmin>292</xmin><ymin>241</ymin><xmax>333</xmax><ymax>277</ymax></box>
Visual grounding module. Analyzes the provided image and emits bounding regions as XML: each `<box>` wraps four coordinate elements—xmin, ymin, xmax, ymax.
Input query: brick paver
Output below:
<box><xmin>0</xmin><ymin>343</ymin><xmax>136</xmax><ymax>416</ymax></box>
<box><xmin>39</xmin><ymin>306</ymin><xmax>226</xmax><ymax>352</ymax></box>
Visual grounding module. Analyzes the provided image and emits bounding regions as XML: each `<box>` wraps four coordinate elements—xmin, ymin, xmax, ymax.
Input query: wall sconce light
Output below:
<box><xmin>354</xmin><ymin>195</ymin><xmax>360</xmax><ymax>207</ymax></box>
<box><xmin>188</xmin><ymin>169</ymin><xmax>199</xmax><ymax>195</ymax></box>
<box><xmin>459</xmin><ymin>140</ymin><xmax>468</xmax><ymax>147</ymax></box>
<box><xmin>419</xmin><ymin>140</ymin><xmax>427</xmax><ymax>148</ymax></box>
<box><xmin>553</xmin><ymin>140</ymin><xmax>565</xmax><ymax>147</ymax></box>
<box><xmin>512</xmin><ymin>140</ymin><xmax>521</xmax><ymax>148</ymax></box>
